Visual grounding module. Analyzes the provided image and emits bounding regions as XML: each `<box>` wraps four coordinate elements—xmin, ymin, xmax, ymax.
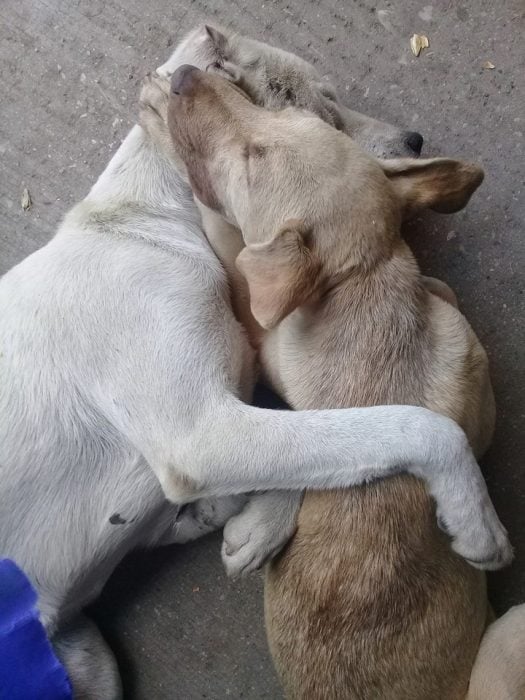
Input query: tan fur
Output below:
<box><xmin>267</xmin><ymin>483</ymin><xmax>487</xmax><ymax>700</ymax></box>
<box><xmin>161</xmin><ymin>68</ymin><xmax>522</xmax><ymax>699</ymax></box>
<box><xmin>236</xmin><ymin>220</ymin><xmax>322</xmax><ymax>330</ymax></box>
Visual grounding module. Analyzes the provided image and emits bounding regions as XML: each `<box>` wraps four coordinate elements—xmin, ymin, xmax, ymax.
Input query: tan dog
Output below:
<box><xmin>141</xmin><ymin>66</ymin><xmax>524</xmax><ymax>699</ymax></box>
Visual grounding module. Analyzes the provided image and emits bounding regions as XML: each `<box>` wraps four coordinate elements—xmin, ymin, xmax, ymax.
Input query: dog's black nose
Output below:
<box><xmin>405</xmin><ymin>131</ymin><xmax>424</xmax><ymax>156</ymax></box>
<box><xmin>171</xmin><ymin>64</ymin><xmax>201</xmax><ymax>96</ymax></box>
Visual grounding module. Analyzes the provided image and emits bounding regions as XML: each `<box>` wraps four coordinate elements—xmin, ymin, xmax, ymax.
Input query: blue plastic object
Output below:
<box><xmin>0</xmin><ymin>559</ymin><xmax>72</xmax><ymax>700</ymax></box>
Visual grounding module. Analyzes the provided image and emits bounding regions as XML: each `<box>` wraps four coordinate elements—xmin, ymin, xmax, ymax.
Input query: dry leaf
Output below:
<box><xmin>21</xmin><ymin>188</ymin><xmax>31</xmax><ymax>210</ymax></box>
<box><xmin>410</xmin><ymin>34</ymin><xmax>429</xmax><ymax>57</ymax></box>
<box><xmin>483</xmin><ymin>60</ymin><xmax>495</xmax><ymax>69</ymax></box>
<box><xmin>192</xmin><ymin>586</ymin><xmax>200</xmax><ymax>593</ymax></box>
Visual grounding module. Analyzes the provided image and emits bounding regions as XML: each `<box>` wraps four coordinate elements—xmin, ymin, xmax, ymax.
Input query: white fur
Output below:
<box><xmin>0</xmin><ymin>28</ymin><xmax>510</xmax><ymax>698</ymax></box>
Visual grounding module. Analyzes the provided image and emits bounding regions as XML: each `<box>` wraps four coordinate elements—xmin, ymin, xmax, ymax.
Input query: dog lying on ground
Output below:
<box><xmin>0</xmin><ymin>26</ymin><xmax>511</xmax><ymax>699</ymax></box>
<box><xmin>139</xmin><ymin>63</ymin><xmax>523</xmax><ymax>699</ymax></box>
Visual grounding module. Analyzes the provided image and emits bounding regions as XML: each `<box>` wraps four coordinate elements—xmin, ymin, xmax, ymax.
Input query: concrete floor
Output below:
<box><xmin>1</xmin><ymin>0</ymin><xmax>524</xmax><ymax>698</ymax></box>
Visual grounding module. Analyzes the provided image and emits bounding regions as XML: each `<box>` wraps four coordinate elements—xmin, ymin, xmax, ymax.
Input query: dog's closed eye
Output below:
<box><xmin>243</xmin><ymin>143</ymin><xmax>267</xmax><ymax>159</ymax></box>
<box><xmin>206</xmin><ymin>60</ymin><xmax>241</xmax><ymax>84</ymax></box>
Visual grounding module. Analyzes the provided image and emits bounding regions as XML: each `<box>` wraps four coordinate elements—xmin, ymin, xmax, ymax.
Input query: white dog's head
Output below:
<box><xmin>157</xmin><ymin>25</ymin><xmax>423</xmax><ymax>159</ymax></box>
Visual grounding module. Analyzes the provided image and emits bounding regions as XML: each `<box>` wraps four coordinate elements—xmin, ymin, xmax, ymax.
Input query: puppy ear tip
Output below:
<box><xmin>462</xmin><ymin>163</ymin><xmax>485</xmax><ymax>191</ymax></box>
<box><xmin>460</xmin><ymin>160</ymin><xmax>483</xmax><ymax>172</ymax></box>
<box><xmin>472</xmin><ymin>165</ymin><xmax>485</xmax><ymax>184</ymax></box>
<box><xmin>235</xmin><ymin>247</ymin><xmax>248</xmax><ymax>264</ymax></box>
<box><xmin>253</xmin><ymin>311</ymin><xmax>278</xmax><ymax>331</ymax></box>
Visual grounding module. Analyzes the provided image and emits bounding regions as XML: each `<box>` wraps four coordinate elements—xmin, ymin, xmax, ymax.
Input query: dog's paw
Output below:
<box><xmin>433</xmin><ymin>446</ymin><xmax>514</xmax><ymax>571</ymax></box>
<box><xmin>420</xmin><ymin>419</ymin><xmax>514</xmax><ymax>572</ymax></box>
<box><xmin>221</xmin><ymin>492</ymin><xmax>301</xmax><ymax>578</ymax></box>
<box><xmin>447</xmin><ymin>508</ymin><xmax>513</xmax><ymax>571</ymax></box>
<box><xmin>139</xmin><ymin>72</ymin><xmax>171</xmax><ymax>147</ymax></box>
<box><xmin>159</xmin><ymin>495</ymin><xmax>247</xmax><ymax>545</ymax></box>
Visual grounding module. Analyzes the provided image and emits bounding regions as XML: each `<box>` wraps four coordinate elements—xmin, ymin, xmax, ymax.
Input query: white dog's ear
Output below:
<box><xmin>203</xmin><ymin>24</ymin><xmax>229</xmax><ymax>54</ymax></box>
<box><xmin>236</xmin><ymin>220</ymin><xmax>320</xmax><ymax>330</ymax></box>
<box><xmin>380</xmin><ymin>158</ymin><xmax>484</xmax><ymax>214</ymax></box>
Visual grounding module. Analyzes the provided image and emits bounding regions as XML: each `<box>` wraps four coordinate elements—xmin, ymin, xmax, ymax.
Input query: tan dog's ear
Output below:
<box><xmin>381</xmin><ymin>158</ymin><xmax>484</xmax><ymax>214</ymax></box>
<box><xmin>236</xmin><ymin>221</ymin><xmax>320</xmax><ymax>330</ymax></box>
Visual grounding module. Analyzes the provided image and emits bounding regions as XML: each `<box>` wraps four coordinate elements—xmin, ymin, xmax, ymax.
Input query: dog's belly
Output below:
<box><xmin>265</xmin><ymin>476</ymin><xmax>487</xmax><ymax>700</ymax></box>
<box><xmin>0</xmin><ymin>444</ymin><xmax>168</xmax><ymax>633</ymax></box>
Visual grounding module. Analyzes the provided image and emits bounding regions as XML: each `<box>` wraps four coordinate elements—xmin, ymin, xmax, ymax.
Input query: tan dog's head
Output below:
<box><xmin>158</xmin><ymin>24</ymin><xmax>423</xmax><ymax>158</ymax></box>
<box><xmin>168</xmin><ymin>66</ymin><xmax>483</xmax><ymax>330</ymax></box>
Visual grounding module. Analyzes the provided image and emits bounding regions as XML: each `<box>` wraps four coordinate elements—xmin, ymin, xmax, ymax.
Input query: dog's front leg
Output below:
<box><xmin>96</xmin><ymin>303</ymin><xmax>510</xmax><ymax>573</ymax></box>
<box><xmin>155</xmin><ymin>495</ymin><xmax>247</xmax><ymax>546</ymax></box>
<box><xmin>167</xmin><ymin>400</ymin><xmax>512</xmax><ymax>572</ymax></box>
<box><xmin>221</xmin><ymin>491</ymin><xmax>303</xmax><ymax>577</ymax></box>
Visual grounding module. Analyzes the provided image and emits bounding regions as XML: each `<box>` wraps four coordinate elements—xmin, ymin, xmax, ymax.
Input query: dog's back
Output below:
<box><xmin>267</xmin><ymin>482</ymin><xmax>487</xmax><ymax>699</ymax></box>
<box><xmin>264</xmin><ymin>250</ymin><xmax>492</xmax><ymax>699</ymax></box>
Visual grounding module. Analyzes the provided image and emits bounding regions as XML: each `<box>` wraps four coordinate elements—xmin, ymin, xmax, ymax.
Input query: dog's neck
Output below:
<box><xmin>264</xmin><ymin>240</ymin><xmax>429</xmax><ymax>408</ymax></box>
<box><xmin>61</xmin><ymin>126</ymin><xmax>210</xmax><ymax>253</ymax></box>
<box><xmin>88</xmin><ymin>126</ymin><xmax>194</xmax><ymax>212</ymax></box>
<box><xmin>202</xmin><ymin>206</ymin><xmax>426</xmax><ymax>352</ymax></box>
<box><xmin>200</xmin><ymin>206</ymin><xmax>267</xmax><ymax>347</ymax></box>
<box><xmin>317</xmin><ymin>240</ymin><xmax>426</xmax><ymax>328</ymax></box>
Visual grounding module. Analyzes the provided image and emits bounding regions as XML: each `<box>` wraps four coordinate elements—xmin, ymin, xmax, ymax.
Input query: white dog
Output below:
<box><xmin>0</xmin><ymin>25</ymin><xmax>510</xmax><ymax>699</ymax></box>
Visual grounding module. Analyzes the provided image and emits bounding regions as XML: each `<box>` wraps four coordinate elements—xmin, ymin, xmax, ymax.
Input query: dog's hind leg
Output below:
<box><xmin>52</xmin><ymin>614</ymin><xmax>122</xmax><ymax>700</ymax></box>
<box><xmin>467</xmin><ymin>604</ymin><xmax>525</xmax><ymax>700</ymax></box>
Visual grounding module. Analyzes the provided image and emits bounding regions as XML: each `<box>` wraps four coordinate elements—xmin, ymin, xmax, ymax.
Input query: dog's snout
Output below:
<box><xmin>404</xmin><ymin>131</ymin><xmax>424</xmax><ymax>156</ymax></box>
<box><xmin>171</xmin><ymin>64</ymin><xmax>201</xmax><ymax>96</ymax></box>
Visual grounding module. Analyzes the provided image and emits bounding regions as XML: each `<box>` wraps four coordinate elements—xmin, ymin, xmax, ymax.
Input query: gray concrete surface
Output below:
<box><xmin>1</xmin><ymin>1</ymin><xmax>524</xmax><ymax>698</ymax></box>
